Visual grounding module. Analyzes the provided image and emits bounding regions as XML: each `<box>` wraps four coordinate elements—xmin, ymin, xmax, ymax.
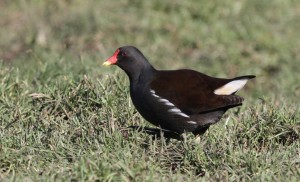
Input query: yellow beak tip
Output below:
<box><xmin>103</xmin><ymin>61</ymin><xmax>112</xmax><ymax>66</ymax></box>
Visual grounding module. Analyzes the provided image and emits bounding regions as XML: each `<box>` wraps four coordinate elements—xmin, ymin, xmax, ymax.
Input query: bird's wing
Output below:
<box><xmin>150</xmin><ymin>70</ymin><xmax>254</xmax><ymax>114</ymax></box>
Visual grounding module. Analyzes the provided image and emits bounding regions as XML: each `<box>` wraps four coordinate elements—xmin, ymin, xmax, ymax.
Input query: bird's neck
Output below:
<box><xmin>126</xmin><ymin>64</ymin><xmax>156</xmax><ymax>85</ymax></box>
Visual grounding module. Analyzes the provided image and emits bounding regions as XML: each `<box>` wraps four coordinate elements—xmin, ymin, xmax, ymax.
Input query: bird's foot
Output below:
<box><xmin>128</xmin><ymin>125</ymin><xmax>183</xmax><ymax>140</ymax></box>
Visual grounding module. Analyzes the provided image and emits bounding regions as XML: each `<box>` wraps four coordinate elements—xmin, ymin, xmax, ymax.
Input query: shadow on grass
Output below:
<box><xmin>126</xmin><ymin>125</ymin><xmax>184</xmax><ymax>141</ymax></box>
<box><xmin>121</xmin><ymin>125</ymin><xmax>206</xmax><ymax>177</ymax></box>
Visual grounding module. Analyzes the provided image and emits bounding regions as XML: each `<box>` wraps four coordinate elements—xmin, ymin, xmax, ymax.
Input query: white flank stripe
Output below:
<box><xmin>176</xmin><ymin>112</ymin><xmax>190</xmax><ymax>118</ymax></box>
<box><xmin>158</xmin><ymin>98</ymin><xmax>175</xmax><ymax>106</ymax></box>
<box><xmin>158</xmin><ymin>98</ymin><xmax>170</xmax><ymax>103</ymax></box>
<box><xmin>150</xmin><ymin>89</ymin><xmax>189</xmax><ymax>118</ymax></box>
<box><xmin>214</xmin><ymin>79</ymin><xmax>248</xmax><ymax>95</ymax></box>
<box><xmin>168</xmin><ymin>108</ymin><xmax>190</xmax><ymax>118</ymax></box>
<box><xmin>150</xmin><ymin>89</ymin><xmax>160</xmax><ymax>98</ymax></box>
<box><xmin>164</xmin><ymin>102</ymin><xmax>175</xmax><ymax>106</ymax></box>
<box><xmin>187</xmin><ymin>121</ymin><xmax>197</xmax><ymax>124</ymax></box>
<box><xmin>168</xmin><ymin>108</ymin><xmax>181</xmax><ymax>113</ymax></box>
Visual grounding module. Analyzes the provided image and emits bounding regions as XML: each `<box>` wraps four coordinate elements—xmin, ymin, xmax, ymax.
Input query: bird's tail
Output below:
<box><xmin>214</xmin><ymin>75</ymin><xmax>255</xmax><ymax>95</ymax></box>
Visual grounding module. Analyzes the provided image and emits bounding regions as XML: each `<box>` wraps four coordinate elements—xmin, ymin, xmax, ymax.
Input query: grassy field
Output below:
<box><xmin>0</xmin><ymin>0</ymin><xmax>299</xmax><ymax>181</ymax></box>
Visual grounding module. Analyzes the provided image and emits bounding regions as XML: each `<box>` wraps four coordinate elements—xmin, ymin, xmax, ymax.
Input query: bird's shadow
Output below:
<box><xmin>125</xmin><ymin>125</ymin><xmax>205</xmax><ymax>177</ymax></box>
<box><xmin>127</xmin><ymin>125</ymin><xmax>184</xmax><ymax>141</ymax></box>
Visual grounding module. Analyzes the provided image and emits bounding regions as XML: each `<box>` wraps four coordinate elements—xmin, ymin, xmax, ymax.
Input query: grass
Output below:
<box><xmin>0</xmin><ymin>0</ymin><xmax>299</xmax><ymax>181</ymax></box>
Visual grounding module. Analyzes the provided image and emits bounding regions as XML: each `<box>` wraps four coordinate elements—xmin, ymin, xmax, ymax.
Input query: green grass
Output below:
<box><xmin>0</xmin><ymin>0</ymin><xmax>299</xmax><ymax>181</ymax></box>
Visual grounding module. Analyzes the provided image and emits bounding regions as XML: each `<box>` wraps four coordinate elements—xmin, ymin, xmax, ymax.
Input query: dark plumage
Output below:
<box><xmin>104</xmin><ymin>46</ymin><xmax>255</xmax><ymax>137</ymax></box>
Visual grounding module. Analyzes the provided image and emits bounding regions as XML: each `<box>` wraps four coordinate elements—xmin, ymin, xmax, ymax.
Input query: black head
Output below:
<box><xmin>104</xmin><ymin>46</ymin><xmax>155</xmax><ymax>82</ymax></box>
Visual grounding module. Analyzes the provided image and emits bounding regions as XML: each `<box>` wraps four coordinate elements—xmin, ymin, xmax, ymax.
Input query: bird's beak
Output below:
<box><xmin>103</xmin><ymin>49</ymin><xmax>120</xmax><ymax>66</ymax></box>
<box><xmin>103</xmin><ymin>60</ymin><xmax>112</xmax><ymax>66</ymax></box>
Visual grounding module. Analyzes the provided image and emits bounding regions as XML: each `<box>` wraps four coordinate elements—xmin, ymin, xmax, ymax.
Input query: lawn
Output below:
<box><xmin>0</xmin><ymin>0</ymin><xmax>299</xmax><ymax>181</ymax></box>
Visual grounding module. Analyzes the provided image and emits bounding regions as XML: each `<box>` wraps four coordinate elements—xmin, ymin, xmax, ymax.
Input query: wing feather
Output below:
<box><xmin>150</xmin><ymin>70</ymin><xmax>253</xmax><ymax>114</ymax></box>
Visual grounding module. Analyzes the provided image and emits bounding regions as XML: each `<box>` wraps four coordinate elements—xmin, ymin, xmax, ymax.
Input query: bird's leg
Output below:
<box><xmin>128</xmin><ymin>125</ymin><xmax>183</xmax><ymax>140</ymax></box>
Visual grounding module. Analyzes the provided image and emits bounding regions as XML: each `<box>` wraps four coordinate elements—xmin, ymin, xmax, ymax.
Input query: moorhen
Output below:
<box><xmin>103</xmin><ymin>46</ymin><xmax>255</xmax><ymax>138</ymax></box>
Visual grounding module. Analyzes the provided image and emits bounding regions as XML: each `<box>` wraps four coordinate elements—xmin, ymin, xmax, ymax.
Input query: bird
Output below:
<box><xmin>103</xmin><ymin>46</ymin><xmax>255</xmax><ymax>139</ymax></box>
